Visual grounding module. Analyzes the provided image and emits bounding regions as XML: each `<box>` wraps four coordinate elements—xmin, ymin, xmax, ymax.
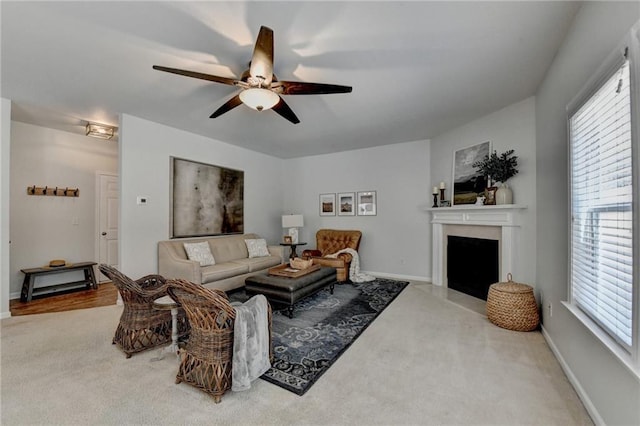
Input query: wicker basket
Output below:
<box><xmin>486</xmin><ymin>273</ymin><xmax>539</xmax><ymax>331</ymax></box>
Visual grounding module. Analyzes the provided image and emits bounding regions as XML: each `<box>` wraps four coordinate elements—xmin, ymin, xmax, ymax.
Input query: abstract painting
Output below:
<box><xmin>170</xmin><ymin>157</ymin><xmax>244</xmax><ymax>237</ymax></box>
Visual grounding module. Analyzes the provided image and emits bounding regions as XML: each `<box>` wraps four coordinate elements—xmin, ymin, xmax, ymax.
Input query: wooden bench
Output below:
<box><xmin>20</xmin><ymin>262</ymin><xmax>98</xmax><ymax>302</ymax></box>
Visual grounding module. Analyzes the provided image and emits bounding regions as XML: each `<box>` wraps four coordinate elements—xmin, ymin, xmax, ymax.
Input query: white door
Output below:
<box><xmin>97</xmin><ymin>173</ymin><xmax>119</xmax><ymax>282</ymax></box>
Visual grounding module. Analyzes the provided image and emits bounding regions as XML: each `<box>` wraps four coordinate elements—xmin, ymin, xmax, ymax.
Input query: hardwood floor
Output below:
<box><xmin>9</xmin><ymin>282</ymin><xmax>118</xmax><ymax>316</ymax></box>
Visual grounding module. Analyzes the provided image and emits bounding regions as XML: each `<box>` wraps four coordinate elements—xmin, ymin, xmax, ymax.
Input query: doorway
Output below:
<box><xmin>97</xmin><ymin>173</ymin><xmax>119</xmax><ymax>282</ymax></box>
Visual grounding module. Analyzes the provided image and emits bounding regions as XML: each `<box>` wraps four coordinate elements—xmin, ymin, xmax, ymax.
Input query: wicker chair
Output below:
<box><xmin>99</xmin><ymin>264</ymin><xmax>188</xmax><ymax>358</ymax></box>
<box><xmin>167</xmin><ymin>279</ymin><xmax>272</xmax><ymax>403</ymax></box>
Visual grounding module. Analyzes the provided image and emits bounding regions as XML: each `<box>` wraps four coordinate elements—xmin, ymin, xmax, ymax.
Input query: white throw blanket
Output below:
<box><xmin>326</xmin><ymin>248</ymin><xmax>375</xmax><ymax>283</ymax></box>
<box><xmin>231</xmin><ymin>294</ymin><xmax>271</xmax><ymax>392</ymax></box>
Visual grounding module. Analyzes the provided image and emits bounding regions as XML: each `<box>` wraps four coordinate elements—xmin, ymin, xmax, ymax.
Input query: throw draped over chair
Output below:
<box><xmin>99</xmin><ymin>264</ymin><xmax>189</xmax><ymax>358</ymax></box>
<box><xmin>167</xmin><ymin>279</ymin><xmax>273</xmax><ymax>403</ymax></box>
<box><xmin>302</xmin><ymin>229</ymin><xmax>362</xmax><ymax>282</ymax></box>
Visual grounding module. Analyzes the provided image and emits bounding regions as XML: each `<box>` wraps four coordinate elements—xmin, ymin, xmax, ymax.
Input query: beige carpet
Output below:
<box><xmin>0</xmin><ymin>282</ymin><xmax>593</xmax><ymax>425</ymax></box>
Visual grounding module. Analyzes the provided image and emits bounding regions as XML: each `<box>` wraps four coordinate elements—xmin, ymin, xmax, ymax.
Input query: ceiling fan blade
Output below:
<box><xmin>249</xmin><ymin>26</ymin><xmax>274</xmax><ymax>85</ymax></box>
<box><xmin>275</xmin><ymin>81</ymin><xmax>352</xmax><ymax>95</ymax></box>
<box><xmin>210</xmin><ymin>94</ymin><xmax>243</xmax><ymax>118</ymax></box>
<box><xmin>272</xmin><ymin>97</ymin><xmax>300</xmax><ymax>124</ymax></box>
<box><xmin>153</xmin><ymin>65</ymin><xmax>238</xmax><ymax>86</ymax></box>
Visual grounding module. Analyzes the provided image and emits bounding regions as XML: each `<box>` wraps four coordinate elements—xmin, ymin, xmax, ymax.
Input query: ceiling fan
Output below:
<box><xmin>153</xmin><ymin>26</ymin><xmax>352</xmax><ymax>124</ymax></box>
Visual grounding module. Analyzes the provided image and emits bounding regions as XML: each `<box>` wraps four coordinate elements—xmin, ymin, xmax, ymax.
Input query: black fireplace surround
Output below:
<box><xmin>447</xmin><ymin>235</ymin><xmax>499</xmax><ymax>300</ymax></box>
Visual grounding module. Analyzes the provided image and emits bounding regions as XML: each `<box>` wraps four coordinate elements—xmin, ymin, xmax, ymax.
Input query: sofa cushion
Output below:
<box><xmin>232</xmin><ymin>256</ymin><xmax>281</xmax><ymax>272</ymax></box>
<box><xmin>209</xmin><ymin>234</ymin><xmax>255</xmax><ymax>264</ymax></box>
<box><xmin>245</xmin><ymin>238</ymin><xmax>270</xmax><ymax>258</ymax></box>
<box><xmin>201</xmin><ymin>263</ymin><xmax>250</xmax><ymax>284</ymax></box>
<box><xmin>183</xmin><ymin>241</ymin><xmax>215</xmax><ymax>266</ymax></box>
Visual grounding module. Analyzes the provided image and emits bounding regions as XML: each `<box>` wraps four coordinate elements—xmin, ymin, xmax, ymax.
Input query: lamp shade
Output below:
<box><xmin>282</xmin><ymin>214</ymin><xmax>304</xmax><ymax>228</ymax></box>
<box><xmin>240</xmin><ymin>88</ymin><xmax>280</xmax><ymax>111</ymax></box>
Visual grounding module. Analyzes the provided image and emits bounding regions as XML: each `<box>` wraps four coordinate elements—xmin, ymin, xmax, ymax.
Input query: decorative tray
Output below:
<box><xmin>268</xmin><ymin>263</ymin><xmax>320</xmax><ymax>278</ymax></box>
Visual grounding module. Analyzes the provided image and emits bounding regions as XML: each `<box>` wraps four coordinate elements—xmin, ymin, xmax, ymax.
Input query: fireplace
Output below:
<box><xmin>429</xmin><ymin>205</ymin><xmax>525</xmax><ymax>288</ymax></box>
<box><xmin>447</xmin><ymin>236</ymin><xmax>499</xmax><ymax>300</ymax></box>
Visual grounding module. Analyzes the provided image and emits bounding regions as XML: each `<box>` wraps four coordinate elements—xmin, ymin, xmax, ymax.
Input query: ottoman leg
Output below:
<box><xmin>287</xmin><ymin>306</ymin><xmax>294</xmax><ymax>319</ymax></box>
<box><xmin>329</xmin><ymin>283</ymin><xmax>335</xmax><ymax>295</ymax></box>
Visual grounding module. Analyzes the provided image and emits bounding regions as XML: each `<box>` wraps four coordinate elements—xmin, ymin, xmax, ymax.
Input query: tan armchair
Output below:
<box><xmin>301</xmin><ymin>229</ymin><xmax>362</xmax><ymax>282</ymax></box>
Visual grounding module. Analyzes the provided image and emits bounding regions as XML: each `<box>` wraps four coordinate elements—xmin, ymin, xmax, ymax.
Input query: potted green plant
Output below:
<box><xmin>473</xmin><ymin>149</ymin><xmax>518</xmax><ymax>204</ymax></box>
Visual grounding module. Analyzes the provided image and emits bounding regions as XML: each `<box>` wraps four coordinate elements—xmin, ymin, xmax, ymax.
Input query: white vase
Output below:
<box><xmin>495</xmin><ymin>183</ymin><xmax>513</xmax><ymax>205</ymax></box>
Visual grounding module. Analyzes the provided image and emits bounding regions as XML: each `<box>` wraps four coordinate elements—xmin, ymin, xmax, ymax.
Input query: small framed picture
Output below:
<box><xmin>484</xmin><ymin>187</ymin><xmax>497</xmax><ymax>205</ymax></box>
<box><xmin>319</xmin><ymin>193</ymin><xmax>336</xmax><ymax>216</ymax></box>
<box><xmin>283</xmin><ymin>235</ymin><xmax>293</xmax><ymax>244</ymax></box>
<box><xmin>338</xmin><ymin>192</ymin><xmax>356</xmax><ymax>216</ymax></box>
<box><xmin>357</xmin><ymin>191</ymin><xmax>377</xmax><ymax>216</ymax></box>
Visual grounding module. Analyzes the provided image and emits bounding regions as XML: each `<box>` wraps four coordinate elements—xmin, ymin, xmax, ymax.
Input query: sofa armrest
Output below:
<box><xmin>268</xmin><ymin>245</ymin><xmax>286</xmax><ymax>264</ymax></box>
<box><xmin>302</xmin><ymin>249</ymin><xmax>322</xmax><ymax>258</ymax></box>
<box><xmin>158</xmin><ymin>244</ymin><xmax>202</xmax><ymax>284</ymax></box>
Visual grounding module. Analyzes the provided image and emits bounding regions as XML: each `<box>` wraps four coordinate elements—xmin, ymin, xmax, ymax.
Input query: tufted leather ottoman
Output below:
<box><xmin>245</xmin><ymin>266</ymin><xmax>337</xmax><ymax>318</ymax></box>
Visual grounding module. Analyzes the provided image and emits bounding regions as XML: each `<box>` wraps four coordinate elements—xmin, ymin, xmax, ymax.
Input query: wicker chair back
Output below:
<box><xmin>167</xmin><ymin>279</ymin><xmax>238</xmax><ymax>402</ymax></box>
<box><xmin>98</xmin><ymin>264</ymin><xmax>188</xmax><ymax>358</ymax></box>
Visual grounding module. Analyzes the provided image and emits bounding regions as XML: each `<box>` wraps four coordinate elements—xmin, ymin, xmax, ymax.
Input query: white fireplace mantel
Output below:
<box><xmin>425</xmin><ymin>204</ymin><xmax>527</xmax><ymax>286</ymax></box>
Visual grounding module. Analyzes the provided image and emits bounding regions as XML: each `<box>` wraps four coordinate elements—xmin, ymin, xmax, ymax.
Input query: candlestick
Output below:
<box><xmin>440</xmin><ymin>188</ymin><xmax>445</xmax><ymax>204</ymax></box>
<box><xmin>440</xmin><ymin>181</ymin><xmax>446</xmax><ymax>189</ymax></box>
<box><xmin>432</xmin><ymin>193</ymin><xmax>438</xmax><ymax>208</ymax></box>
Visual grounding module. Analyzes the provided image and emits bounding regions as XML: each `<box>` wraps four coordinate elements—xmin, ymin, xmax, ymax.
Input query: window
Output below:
<box><xmin>568</xmin><ymin>41</ymin><xmax>637</xmax><ymax>358</ymax></box>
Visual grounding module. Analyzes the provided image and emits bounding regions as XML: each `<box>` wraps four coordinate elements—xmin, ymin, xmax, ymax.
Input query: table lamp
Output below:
<box><xmin>282</xmin><ymin>214</ymin><xmax>304</xmax><ymax>244</ymax></box>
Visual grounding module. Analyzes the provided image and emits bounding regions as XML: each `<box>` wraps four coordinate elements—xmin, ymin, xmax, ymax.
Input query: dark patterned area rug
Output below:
<box><xmin>261</xmin><ymin>278</ymin><xmax>409</xmax><ymax>395</ymax></box>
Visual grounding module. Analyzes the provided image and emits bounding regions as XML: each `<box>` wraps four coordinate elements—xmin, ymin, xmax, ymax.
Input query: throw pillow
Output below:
<box><xmin>183</xmin><ymin>241</ymin><xmax>215</xmax><ymax>266</ymax></box>
<box><xmin>245</xmin><ymin>238</ymin><xmax>270</xmax><ymax>258</ymax></box>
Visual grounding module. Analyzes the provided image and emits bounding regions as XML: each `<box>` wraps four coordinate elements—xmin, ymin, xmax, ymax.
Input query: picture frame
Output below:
<box><xmin>357</xmin><ymin>191</ymin><xmax>377</xmax><ymax>216</ymax></box>
<box><xmin>484</xmin><ymin>187</ymin><xmax>497</xmax><ymax>205</ymax></box>
<box><xmin>337</xmin><ymin>192</ymin><xmax>356</xmax><ymax>216</ymax></box>
<box><xmin>283</xmin><ymin>235</ymin><xmax>293</xmax><ymax>244</ymax></box>
<box><xmin>452</xmin><ymin>141</ymin><xmax>491</xmax><ymax>205</ymax></box>
<box><xmin>319</xmin><ymin>193</ymin><xmax>336</xmax><ymax>216</ymax></box>
<box><xmin>170</xmin><ymin>157</ymin><xmax>244</xmax><ymax>238</ymax></box>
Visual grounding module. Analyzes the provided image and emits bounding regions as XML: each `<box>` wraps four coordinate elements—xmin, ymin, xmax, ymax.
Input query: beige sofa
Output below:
<box><xmin>158</xmin><ymin>233</ymin><xmax>285</xmax><ymax>292</ymax></box>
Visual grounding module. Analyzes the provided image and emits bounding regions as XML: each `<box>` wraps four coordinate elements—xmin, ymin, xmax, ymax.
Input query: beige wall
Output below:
<box><xmin>430</xmin><ymin>97</ymin><xmax>537</xmax><ymax>288</ymax></box>
<box><xmin>535</xmin><ymin>4</ymin><xmax>640</xmax><ymax>425</ymax></box>
<box><xmin>9</xmin><ymin>121</ymin><xmax>118</xmax><ymax>297</ymax></box>
<box><xmin>118</xmin><ymin>114</ymin><xmax>285</xmax><ymax>279</ymax></box>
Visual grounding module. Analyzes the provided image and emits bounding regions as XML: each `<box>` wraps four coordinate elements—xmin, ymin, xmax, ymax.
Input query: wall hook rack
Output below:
<box><xmin>27</xmin><ymin>185</ymin><xmax>79</xmax><ymax>197</ymax></box>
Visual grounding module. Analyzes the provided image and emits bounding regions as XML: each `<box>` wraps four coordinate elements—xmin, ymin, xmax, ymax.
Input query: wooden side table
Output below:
<box><xmin>280</xmin><ymin>242</ymin><xmax>307</xmax><ymax>259</ymax></box>
<box><xmin>20</xmin><ymin>261</ymin><xmax>98</xmax><ymax>302</ymax></box>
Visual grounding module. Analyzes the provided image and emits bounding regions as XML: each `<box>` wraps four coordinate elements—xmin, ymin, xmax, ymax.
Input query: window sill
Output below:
<box><xmin>562</xmin><ymin>301</ymin><xmax>640</xmax><ymax>382</ymax></box>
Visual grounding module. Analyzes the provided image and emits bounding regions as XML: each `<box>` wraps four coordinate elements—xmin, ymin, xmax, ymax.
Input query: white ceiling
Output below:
<box><xmin>1</xmin><ymin>1</ymin><xmax>580</xmax><ymax>159</ymax></box>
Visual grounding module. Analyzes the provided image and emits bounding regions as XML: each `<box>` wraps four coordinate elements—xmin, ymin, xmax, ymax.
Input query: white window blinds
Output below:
<box><xmin>569</xmin><ymin>55</ymin><xmax>634</xmax><ymax>350</ymax></box>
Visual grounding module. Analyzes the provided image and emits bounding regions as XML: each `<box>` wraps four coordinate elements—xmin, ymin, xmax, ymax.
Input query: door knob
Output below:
<box><xmin>101</xmin><ymin>232</ymin><xmax>107</xmax><ymax>236</ymax></box>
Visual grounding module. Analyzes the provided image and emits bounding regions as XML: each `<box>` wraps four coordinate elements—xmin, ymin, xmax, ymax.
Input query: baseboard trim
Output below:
<box><xmin>10</xmin><ymin>290</ymin><xmax>20</xmax><ymax>300</ymax></box>
<box><xmin>365</xmin><ymin>271</ymin><xmax>430</xmax><ymax>282</ymax></box>
<box><xmin>540</xmin><ymin>325</ymin><xmax>603</xmax><ymax>426</ymax></box>
<box><xmin>0</xmin><ymin>311</ymin><xmax>12</xmax><ymax>319</ymax></box>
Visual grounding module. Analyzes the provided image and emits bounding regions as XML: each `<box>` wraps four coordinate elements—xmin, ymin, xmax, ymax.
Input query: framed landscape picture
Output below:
<box><xmin>357</xmin><ymin>191</ymin><xmax>377</xmax><ymax>216</ymax></box>
<box><xmin>452</xmin><ymin>141</ymin><xmax>490</xmax><ymax>205</ymax></box>
<box><xmin>170</xmin><ymin>157</ymin><xmax>244</xmax><ymax>237</ymax></box>
<box><xmin>319</xmin><ymin>193</ymin><xmax>336</xmax><ymax>216</ymax></box>
<box><xmin>338</xmin><ymin>192</ymin><xmax>355</xmax><ymax>216</ymax></box>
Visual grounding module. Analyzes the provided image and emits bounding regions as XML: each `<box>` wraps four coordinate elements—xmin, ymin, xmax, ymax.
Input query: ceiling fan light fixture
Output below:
<box><xmin>239</xmin><ymin>88</ymin><xmax>279</xmax><ymax>111</ymax></box>
<box><xmin>85</xmin><ymin>122</ymin><xmax>115</xmax><ymax>140</ymax></box>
